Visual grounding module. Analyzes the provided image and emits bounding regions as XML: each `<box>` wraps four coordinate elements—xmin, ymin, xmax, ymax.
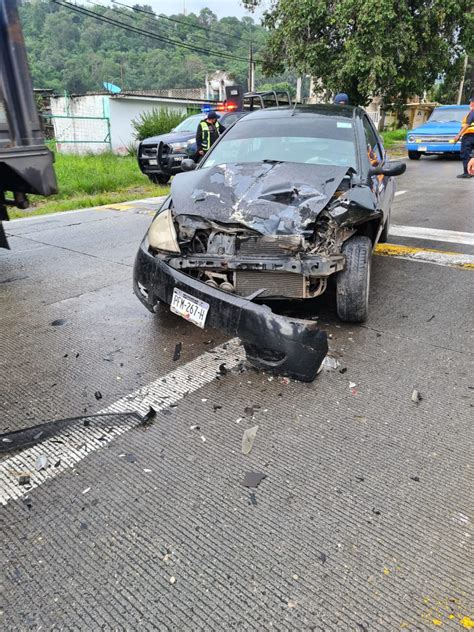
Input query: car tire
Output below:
<box><xmin>336</xmin><ymin>235</ymin><xmax>372</xmax><ymax>323</ymax></box>
<box><xmin>408</xmin><ymin>151</ymin><xmax>421</xmax><ymax>160</ymax></box>
<box><xmin>149</xmin><ymin>173</ymin><xmax>171</xmax><ymax>185</ymax></box>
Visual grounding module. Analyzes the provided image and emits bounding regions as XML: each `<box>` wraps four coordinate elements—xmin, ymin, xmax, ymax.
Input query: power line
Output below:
<box><xmin>52</xmin><ymin>0</ymin><xmax>256</xmax><ymax>63</ymax></box>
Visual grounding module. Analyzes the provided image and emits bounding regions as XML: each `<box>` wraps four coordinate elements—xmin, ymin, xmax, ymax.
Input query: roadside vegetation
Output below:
<box><xmin>10</xmin><ymin>151</ymin><xmax>168</xmax><ymax>219</ymax></box>
<box><xmin>132</xmin><ymin>108</ymin><xmax>188</xmax><ymax>141</ymax></box>
<box><xmin>381</xmin><ymin>129</ymin><xmax>407</xmax><ymax>148</ymax></box>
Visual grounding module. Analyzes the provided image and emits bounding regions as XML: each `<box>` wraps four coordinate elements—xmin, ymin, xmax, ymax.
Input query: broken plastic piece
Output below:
<box><xmin>18</xmin><ymin>472</ymin><xmax>31</xmax><ymax>486</ymax></box>
<box><xmin>140</xmin><ymin>406</ymin><xmax>156</xmax><ymax>426</ymax></box>
<box><xmin>411</xmin><ymin>389</ymin><xmax>422</xmax><ymax>403</ymax></box>
<box><xmin>51</xmin><ymin>319</ymin><xmax>66</xmax><ymax>326</ymax></box>
<box><xmin>35</xmin><ymin>454</ymin><xmax>48</xmax><ymax>471</ymax></box>
<box><xmin>173</xmin><ymin>342</ymin><xmax>182</xmax><ymax>361</ymax></box>
<box><xmin>94</xmin><ymin>391</ymin><xmax>102</xmax><ymax>400</ymax></box>
<box><xmin>242</xmin><ymin>425</ymin><xmax>259</xmax><ymax>455</ymax></box>
<box><xmin>321</xmin><ymin>355</ymin><xmax>340</xmax><ymax>371</ymax></box>
<box><xmin>242</xmin><ymin>471</ymin><xmax>266</xmax><ymax>488</ymax></box>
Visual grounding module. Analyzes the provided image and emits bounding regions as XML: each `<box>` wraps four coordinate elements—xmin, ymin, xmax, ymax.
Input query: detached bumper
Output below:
<box><xmin>133</xmin><ymin>241</ymin><xmax>328</xmax><ymax>382</ymax></box>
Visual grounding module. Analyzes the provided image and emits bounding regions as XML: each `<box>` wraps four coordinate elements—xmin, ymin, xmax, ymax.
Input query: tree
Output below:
<box><xmin>243</xmin><ymin>0</ymin><xmax>473</xmax><ymax>107</ymax></box>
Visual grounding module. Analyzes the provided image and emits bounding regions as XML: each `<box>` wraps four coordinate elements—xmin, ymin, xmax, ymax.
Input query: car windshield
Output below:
<box><xmin>428</xmin><ymin>108</ymin><xmax>469</xmax><ymax>122</ymax></box>
<box><xmin>173</xmin><ymin>114</ymin><xmax>204</xmax><ymax>132</ymax></box>
<box><xmin>202</xmin><ymin>116</ymin><xmax>357</xmax><ymax>170</ymax></box>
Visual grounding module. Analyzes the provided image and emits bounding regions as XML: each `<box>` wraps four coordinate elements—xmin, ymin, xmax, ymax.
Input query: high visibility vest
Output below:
<box><xmin>461</xmin><ymin>112</ymin><xmax>474</xmax><ymax>135</ymax></box>
<box><xmin>200</xmin><ymin>120</ymin><xmax>221</xmax><ymax>151</ymax></box>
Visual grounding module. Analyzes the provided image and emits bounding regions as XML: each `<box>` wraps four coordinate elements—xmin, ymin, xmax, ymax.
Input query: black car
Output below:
<box><xmin>137</xmin><ymin>111</ymin><xmax>247</xmax><ymax>185</ymax></box>
<box><xmin>133</xmin><ymin>105</ymin><xmax>405</xmax><ymax>381</ymax></box>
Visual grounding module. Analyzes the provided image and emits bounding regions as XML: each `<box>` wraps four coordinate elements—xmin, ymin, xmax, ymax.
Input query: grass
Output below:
<box><xmin>9</xmin><ymin>151</ymin><xmax>169</xmax><ymax>219</ymax></box>
<box><xmin>381</xmin><ymin>129</ymin><xmax>407</xmax><ymax>148</ymax></box>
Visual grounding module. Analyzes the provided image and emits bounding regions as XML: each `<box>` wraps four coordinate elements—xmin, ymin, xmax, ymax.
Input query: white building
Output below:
<box><xmin>50</xmin><ymin>91</ymin><xmax>206</xmax><ymax>154</ymax></box>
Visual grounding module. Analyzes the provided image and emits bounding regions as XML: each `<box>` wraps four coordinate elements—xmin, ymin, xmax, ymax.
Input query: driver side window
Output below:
<box><xmin>363</xmin><ymin>117</ymin><xmax>382</xmax><ymax>166</ymax></box>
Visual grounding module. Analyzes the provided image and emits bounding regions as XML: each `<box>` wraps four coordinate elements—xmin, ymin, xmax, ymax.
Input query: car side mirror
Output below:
<box><xmin>369</xmin><ymin>161</ymin><xmax>406</xmax><ymax>177</ymax></box>
<box><xmin>181</xmin><ymin>159</ymin><xmax>196</xmax><ymax>171</ymax></box>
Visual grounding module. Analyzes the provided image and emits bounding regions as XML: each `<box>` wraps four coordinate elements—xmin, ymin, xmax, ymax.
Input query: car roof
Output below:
<box><xmin>239</xmin><ymin>104</ymin><xmax>363</xmax><ymax>121</ymax></box>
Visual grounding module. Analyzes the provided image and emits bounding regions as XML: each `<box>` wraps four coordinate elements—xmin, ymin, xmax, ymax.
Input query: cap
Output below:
<box><xmin>334</xmin><ymin>93</ymin><xmax>349</xmax><ymax>105</ymax></box>
<box><xmin>206</xmin><ymin>110</ymin><xmax>220</xmax><ymax>119</ymax></box>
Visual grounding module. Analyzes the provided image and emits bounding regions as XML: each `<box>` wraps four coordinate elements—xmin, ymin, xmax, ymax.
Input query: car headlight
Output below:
<box><xmin>408</xmin><ymin>135</ymin><xmax>415</xmax><ymax>142</ymax></box>
<box><xmin>168</xmin><ymin>141</ymin><xmax>187</xmax><ymax>154</ymax></box>
<box><xmin>148</xmin><ymin>209</ymin><xmax>180</xmax><ymax>253</ymax></box>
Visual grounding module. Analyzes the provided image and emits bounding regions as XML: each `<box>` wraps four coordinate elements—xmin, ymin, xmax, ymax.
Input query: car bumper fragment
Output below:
<box><xmin>133</xmin><ymin>243</ymin><xmax>328</xmax><ymax>382</ymax></box>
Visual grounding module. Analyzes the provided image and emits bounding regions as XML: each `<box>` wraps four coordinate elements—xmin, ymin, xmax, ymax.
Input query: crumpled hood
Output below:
<box><xmin>171</xmin><ymin>162</ymin><xmax>349</xmax><ymax>235</ymax></box>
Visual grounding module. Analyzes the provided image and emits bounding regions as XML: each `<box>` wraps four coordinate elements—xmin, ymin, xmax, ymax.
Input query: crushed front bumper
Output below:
<box><xmin>133</xmin><ymin>240</ymin><xmax>328</xmax><ymax>382</ymax></box>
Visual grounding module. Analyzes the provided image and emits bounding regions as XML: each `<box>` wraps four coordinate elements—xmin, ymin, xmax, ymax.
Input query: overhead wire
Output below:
<box><xmin>52</xmin><ymin>0</ymin><xmax>257</xmax><ymax>63</ymax></box>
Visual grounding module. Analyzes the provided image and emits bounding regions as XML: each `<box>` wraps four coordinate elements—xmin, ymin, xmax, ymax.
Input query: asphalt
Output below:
<box><xmin>1</xmin><ymin>157</ymin><xmax>473</xmax><ymax>631</ymax></box>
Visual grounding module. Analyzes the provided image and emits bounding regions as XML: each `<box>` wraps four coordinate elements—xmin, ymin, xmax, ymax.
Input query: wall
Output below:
<box><xmin>108</xmin><ymin>98</ymin><xmax>187</xmax><ymax>154</ymax></box>
<box><xmin>50</xmin><ymin>95</ymin><xmax>110</xmax><ymax>154</ymax></box>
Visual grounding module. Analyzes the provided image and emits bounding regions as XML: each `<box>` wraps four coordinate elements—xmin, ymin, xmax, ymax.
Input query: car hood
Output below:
<box><xmin>409</xmin><ymin>120</ymin><xmax>462</xmax><ymax>135</ymax></box>
<box><xmin>141</xmin><ymin>131</ymin><xmax>194</xmax><ymax>145</ymax></box>
<box><xmin>170</xmin><ymin>161</ymin><xmax>350</xmax><ymax>235</ymax></box>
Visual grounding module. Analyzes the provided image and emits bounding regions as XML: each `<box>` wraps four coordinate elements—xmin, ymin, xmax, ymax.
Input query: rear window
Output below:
<box><xmin>202</xmin><ymin>116</ymin><xmax>357</xmax><ymax>170</ymax></box>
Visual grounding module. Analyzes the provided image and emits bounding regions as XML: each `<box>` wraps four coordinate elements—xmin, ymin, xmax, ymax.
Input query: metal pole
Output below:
<box><xmin>457</xmin><ymin>55</ymin><xmax>468</xmax><ymax>105</ymax></box>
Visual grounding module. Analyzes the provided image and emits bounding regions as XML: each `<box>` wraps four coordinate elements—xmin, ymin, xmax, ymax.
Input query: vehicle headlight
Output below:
<box><xmin>168</xmin><ymin>141</ymin><xmax>187</xmax><ymax>153</ymax></box>
<box><xmin>408</xmin><ymin>135</ymin><xmax>415</xmax><ymax>142</ymax></box>
<box><xmin>148</xmin><ymin>209</ymin><xmax>180</xmax><ymax>253</ymax></box>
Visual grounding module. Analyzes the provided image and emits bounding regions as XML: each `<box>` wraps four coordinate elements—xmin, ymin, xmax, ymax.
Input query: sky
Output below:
<box><xmin>98</xmin><ymin>1</ymin><xmax>268</xmax><ymax>20</ymax></box>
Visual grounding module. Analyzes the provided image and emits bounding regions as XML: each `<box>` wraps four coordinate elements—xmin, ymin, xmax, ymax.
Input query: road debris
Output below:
<box><xmin>139</xmin><ymin>406</ymin><xmax>156</xmax><ymax>427</ymax></box>
<box><xmin>411</xmin><ymin>389</ymin><xmax>422</xmax><ymax>403</ymax></box>
<box><xmin>339</xmin><ymin>367</ymin><xmax>347</xmax><ymax>374</ymax></box>
<box><xmin>410</xmin><ymin>476</ymin><xmax>420</xmax><ymax>482</ymax></box>
<box><xmin>349</xmin><ymin>381</ymin><xmax>357</xmax><ymax>389</ymax></box>
<box><xmin>94</xmin><ymin>391</ymin><xmax>102</xmax><ymax>400</ymax></box>
<box><xmin>18</xmin><ymin>472</ymin><xmax>31</xmax><ymax>486</ymax></box>
<box><xmin>51</xmin><ymin>319</ymin><xmax>66</xmax><ymax>326</ymax></box>
<box><xmin>213</xmin><ymin>404</ymin><xmax>222</xmax><ymax>412</ymax></box>
<box><xmin>169</xmin><ymin>576</ymin><xmax>177</xmax><ymax>585</ymax></box>
<box><xmin>321</xmin><ymin>355</ymin><xmax>340</xmax><ymax>371</ymax></box>
<box><xmin>218</xmin><ymin>363</ymin><xmax>228</xmax><ymax>376</ymax></box>
<box><xmin>173</xmin><ymin>342</ymin><xmax>182</xmax><ymax>361</ymax></box>
<box><xmin>249</xmin><ymin>493</ymin><xmax>257</xmax><ymax>506</ymax></box>
<box><xmin>242</xmin><ymin>471</ymin><xmax>266</xmax><ymax>488</ymax></box>
<box><xmin>318</xmin><ymin>552</ymin><xmax>327</xmax><ymax>564</ymax></box>
<box><xmin>35</xmin><ymin>454</ymin><xmax>48</xmax><ymax>471</ymax></box>
<box><xmin>190</xmin><ymin>424</ymin><xmax>200</xmax><ymax>430</ymax></box>
<box><xmin>242</xmin><ymin>425</ymin><xmax>259</xmax><ymax>455</ymax></box>
<box><xmin>82</xmin><ymin>487</ymin><xmax>91</xmax><ymax>494</ymax></box>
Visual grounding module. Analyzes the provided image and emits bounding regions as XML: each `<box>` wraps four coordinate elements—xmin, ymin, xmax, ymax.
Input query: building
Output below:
<box><xmin>49</xmin><ymin>91</ymin><xmax>207</xmax><ymax>154</ymax></box>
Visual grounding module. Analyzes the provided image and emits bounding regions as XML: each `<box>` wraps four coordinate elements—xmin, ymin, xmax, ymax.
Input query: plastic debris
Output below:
<box><xmin>173</xmin><ymin>342</ymin><xmax>182</xmax><ymax>361</ymax></box>
<box><xmin>339</xmin><ymin>367</ymin><xmax>347</xmax><ymax>374</ymax></box>
<box><xmin>249</xmin><ymin>493</ymin><xmax>257</xmax><ymax>506</ymax></box>
<box><xmin>213</xmin><ymin>404</ymin><xmax>222</xmax><ymax>412</ymax></box>
<box><xmin>242</xmin><ymin>425</ymin><xmax>259</xmax><ymax>455</ymax></box>
<box><xmin>218</xmin><ymin>363</ymin><xmax>228</xmax><ymax>376</ymax></box>
<box><xmin>82</xmin><ymin>487</ymin><xmax>91</xmax><ymax>494</ymax></box>
<box><xmin>321</xmin><ymin>356</ymin><xmax>340</xmax><ymax>371</ymax></box>
<box><xmin>140</xmin><ymin>406</ymin><xmax>156</xmax><ymax>427</ymax></box>
<box><xmin>318</xmin><ymin>552</ymin><xmax>327</xmax><ymax>564</ymax></box>
<box><xmin>190</xmin><ymin>424</ymin><xmax>200</xmax><ymax>430</ymax></box>
<box><xmin>94</xmin><ymin>391</ymin><xmax>102</xmax><ymax>400</ymax></box>
<box><xmin>124</xmin><ymin>453</ymin><xmax>137</xmax><ymax>463</ymax></box>
<box><xmin>411</xmin><ymin>389</ymin><xmax>422</xmax><ymax>403</ymax></box>
<box><xmin>410</xmin><ymin>476</ymin><xmax>420</xmax><ymax>482</ymax></box>
<box><xmin>169</xmin><ymin>576</ymin><xmax>176</xmax><ymax>585</ymax></box>
<box><xmin>2</xmin><ymin>438</ymin><xmax>12</xmax><ymax>443</ymax></box>
<box><xmin>242</xmin><ymin>471</ymin><xmax>266</xmax><ymax>488</ymax></box>
<box><xmin>349</xmin><ymin>381</ymin><xmax>357</xmax><ymax>389</ymax></box>
<box><xmin>35</xmin><ymin>454</ymin><xmax>48</xmax><ymax>471</ymax></box>
<box><xmin>51</xmin><ymin>319</ymin><xmax>66</xmax><ymax>326</ymax></box>
<box><xmin>18</xmin><ymin>472</ymin><xmax>31</xmax><ymax>486</ymax></box>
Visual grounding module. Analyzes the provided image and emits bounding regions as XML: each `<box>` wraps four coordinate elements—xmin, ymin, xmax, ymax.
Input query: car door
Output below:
<box><xmin>362</xmin><ymin>115</ymin><xmax>394</xmax><ymax>224</ymax></box>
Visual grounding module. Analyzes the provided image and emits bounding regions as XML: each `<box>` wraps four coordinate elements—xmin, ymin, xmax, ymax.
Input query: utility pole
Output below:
<box><xmin>248</xmin><ymin>44</ymin><xmax>255</xmax><ymax>92</ymax></box>
<box><xmin>457</xmin><ymin>55</ymin><xmax>468</xmax><ymax>105</ymax></box>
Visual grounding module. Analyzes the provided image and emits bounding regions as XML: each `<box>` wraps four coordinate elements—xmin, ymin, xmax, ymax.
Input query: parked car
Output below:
<box><xmin>137</xmin><ymin>110</ymin><xmax>247</xmax><ymax>185</ymax></box>
<box><xmin>133</xmin><ymin>105</ymin><xmax>405</xmax><ymax>381</ymax></box>
<box><xmin>406</xmin><ymin>104</ymin><xmax>470</xmax><ymax>160</ymax></box>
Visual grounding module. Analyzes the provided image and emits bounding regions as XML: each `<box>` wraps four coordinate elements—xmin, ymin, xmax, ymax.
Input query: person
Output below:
<box><xmin>453</xmin><ymin>96</ymin><xmax>474</xmax><ymax>179</ymax></box>
<box><xmin>334</xmin><ymin>93</ymin><xmax>349</xmax><ymax>105</ymax></box>
<box><xmin>195</xmin><ymin>110</ymin><xmax>226</xmax><ymax>159</ymax></box>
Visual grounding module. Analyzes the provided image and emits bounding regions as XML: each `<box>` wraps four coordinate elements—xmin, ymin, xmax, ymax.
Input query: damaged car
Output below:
<box><xmin>133</xmin><ymin>105</ymin><xmax>405</xmax><ymax>381</ymax></box>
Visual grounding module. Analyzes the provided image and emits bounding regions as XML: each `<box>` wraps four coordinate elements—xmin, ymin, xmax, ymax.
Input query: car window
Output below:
<box><xmin>173</xmin><ymin>114</ymin><xmax>204</xmax><ymax>132</ymax></box>
<box><xmin>428</xmin><ymin>108</ymin><xmax>469</xmax><ymax>123</ymax></box>
<box><xmin>363</xmin><ymin>116</ymin><xmax>382</xmax><ymax>165</ymax></box>
<box><xmin>222</xmin><ymin>113</ymin><xmax>240</xmax><ymax>126</ymax></box>
<box><xmin>202</xmin><ymin>117</ymin><xmax>357</xmax><ymax>170</ymax></box>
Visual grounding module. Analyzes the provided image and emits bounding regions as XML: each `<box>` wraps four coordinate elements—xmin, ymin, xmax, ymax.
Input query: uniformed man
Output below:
<box><xmin>195</xmin><ymin>110</ymin><xmax>226</xmax><ymax>159</ymax></box>
<box><xmin>453</xmin><ymin>96</ymin><xmax>474</xmax><ymax>179</ymax></box>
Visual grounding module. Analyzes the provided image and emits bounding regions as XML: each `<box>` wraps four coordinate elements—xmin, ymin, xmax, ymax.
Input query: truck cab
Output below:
<box><xmin>406</xmin><ymin>105</ymin><xmax>469</xmax><ymax>160</ymax></box>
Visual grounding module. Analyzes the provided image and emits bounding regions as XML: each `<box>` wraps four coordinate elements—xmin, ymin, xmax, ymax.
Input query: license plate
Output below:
<box><xmin>149</xmin><ymin>159</ymin><xmax>157</xmax><ymax>165</ymax></box>
<box><xmin>419</xmin><ymin>146</ymin><xmax>427</xmax><ymax>152</ymax></box>
<box><xmin>170</xmin><ymin>288</ymin><xmax>209</xmax><ymax>329</ymax></box>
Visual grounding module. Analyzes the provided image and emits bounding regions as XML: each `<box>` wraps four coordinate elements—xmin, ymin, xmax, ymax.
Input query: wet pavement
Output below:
<box><xmin>1</xmin><ymin>157</ymin><xmax>473</xmax><ymax>630</ymax></box>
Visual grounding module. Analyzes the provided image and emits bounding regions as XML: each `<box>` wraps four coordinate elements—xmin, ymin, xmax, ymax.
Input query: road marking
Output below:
<box><xmin>394</xmin><ymin>190</ymin><xmax>407</xmax><ymax>196</ymax></box>
<box><xmin>0</xmin><ymin>339</ymin><xmax>243</xmax><ymax>506</ymax></box>
<box><xmin>375</xmin><ymin>243</ymin><xmax>474</xmax><ymax>269</ymax></box>
<box><xmin>389</xmin><ymin>225</ymin><xmax>474</xmax><ymax>246</ymax></box>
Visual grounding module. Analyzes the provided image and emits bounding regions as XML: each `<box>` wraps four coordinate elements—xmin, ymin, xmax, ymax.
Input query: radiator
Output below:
<box><xmin>235</xmin><ymin>271</ymin><xmax>306</xmax><ymax>298</ymax></box>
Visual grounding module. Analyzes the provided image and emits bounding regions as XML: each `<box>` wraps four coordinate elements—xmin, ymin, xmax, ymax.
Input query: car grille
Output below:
<box><xmin>235</xmin><ymin>271</ymin><xmax>306</xmax><ymax>298</ymax></box>
<box><xmin>237</xmin><ymin>236</ymin><xmax>302</xmax><ymax>256</ymax></box>
<box><xmin>412</xmin><ymin>136</ymin><xmax>455</xmax><ymax>143</ymax></box>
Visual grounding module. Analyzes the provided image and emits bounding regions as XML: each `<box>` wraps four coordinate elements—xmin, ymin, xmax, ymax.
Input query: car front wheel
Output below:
<box><xmin>408</xmin><ymin>150</ymin><xmax>421</xmax><ymax>160</ymax></box>
<box><xmin>149</xmin><ymin>173</ymin><xmax>171</xmax><ymax>185</ymax></box>
<box><xmin>336</xmin><ymin>235</ymin><xmax>372</xmax><ymax>323</ymax></box>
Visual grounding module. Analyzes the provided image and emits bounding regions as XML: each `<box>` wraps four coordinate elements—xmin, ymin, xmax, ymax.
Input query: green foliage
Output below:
<box><xmin>381</xmin><ymin>129</ymin><xmax>407</xmax><ymax>148</ymax></box>
<box><xmin>131</xmin><ymin>109</ymin><xmax>187</xmax><ymax>141</ymax></box>
<box><xmin>258</xmin><ymin>81</ymin><xmax>296</xmax><ymax>97</ymax></box>
<box><xmin>244</xmin><ymin>0</ymin><xmax>472</xmax><ymax>107</ymax></box>
<box><xmin>18</xmin><ymin>2</ymin><xmax>295</xmax><ymax>94</ymax></box>
<box><xmin>11</xmin><ymin>151</ymin><xmax>167</xmax><ymax>218</ymax></box>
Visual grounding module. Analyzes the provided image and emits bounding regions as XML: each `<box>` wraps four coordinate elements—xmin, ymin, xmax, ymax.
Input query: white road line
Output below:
<box><xmin>0</xmin><ymin>338</ymin><xmax>243</xmax><ymax>506</ymax></box>
<box><xmin>394</xmin><ymin>190</ymin><xmax>407</xmax><ymax>196</ymax></box>
<box><xmin>389</xmin><ymin>225</ymin><xmax>474</xmax><ymax>246</ymax></box>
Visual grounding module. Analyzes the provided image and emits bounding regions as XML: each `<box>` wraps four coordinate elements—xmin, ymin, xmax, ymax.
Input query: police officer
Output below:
<box><xmin>453</xmin><ymin>96</ymin><xmax>474</xmax><ymax>179</ymax></box>
<box><xmin>195</xmin><ymin>110</ymin><xmax>226</xmax><ymax>159</ymax></box>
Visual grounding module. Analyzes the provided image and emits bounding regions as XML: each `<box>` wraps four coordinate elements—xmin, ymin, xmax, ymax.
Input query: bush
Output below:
<box><xmin>132</xmin><ymin>108</ymin><xmax>187</xmax><ymax>141</ymax></box>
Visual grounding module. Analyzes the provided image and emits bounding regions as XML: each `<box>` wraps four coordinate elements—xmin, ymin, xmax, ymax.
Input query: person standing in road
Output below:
<box><xmin>453</xmin><ymin>96</ymin><xmax>474</xmax><ymax>179</ymax></box>
<box><xmin>195</xmin><ymin>111</ymin><xmax>226</xmax><ymax>160</ymax></box>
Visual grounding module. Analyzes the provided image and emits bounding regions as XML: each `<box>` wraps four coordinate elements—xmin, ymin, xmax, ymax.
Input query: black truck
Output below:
<box><xmin>0</xmin><ymin>0</ymin><xmax>57</xmax><ymax>248</ymax></box>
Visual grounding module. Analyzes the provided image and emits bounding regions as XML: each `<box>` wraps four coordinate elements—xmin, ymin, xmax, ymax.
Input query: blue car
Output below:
<box><xmin>406</xmin><ymin>104</ymin><xmax>470</xmax><ymax>160</ymax></box>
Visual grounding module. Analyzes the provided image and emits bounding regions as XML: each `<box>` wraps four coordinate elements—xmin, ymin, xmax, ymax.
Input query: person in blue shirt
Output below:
<box><xmin>453</xmin><ymin>96</ymin><xmax>474</xmax><ymax>178</ymax></box>
<box><xmin>334</xmin><ymin>93</ymin><xmax>349</xmax><ymax>105</ymax></box>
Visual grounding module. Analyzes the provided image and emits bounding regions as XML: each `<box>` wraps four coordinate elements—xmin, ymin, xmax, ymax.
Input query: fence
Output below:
<box><xmin>43</xmin><ymin>114</ymin><xmax>111</xmax><ymax>154</ymax></box>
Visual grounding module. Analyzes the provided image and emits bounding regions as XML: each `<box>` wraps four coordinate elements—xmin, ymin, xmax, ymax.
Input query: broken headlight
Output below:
<box><xmin>148</xmin><ymin>209</ymin><xmax>180</xmax><ymax>253</ymax></box>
